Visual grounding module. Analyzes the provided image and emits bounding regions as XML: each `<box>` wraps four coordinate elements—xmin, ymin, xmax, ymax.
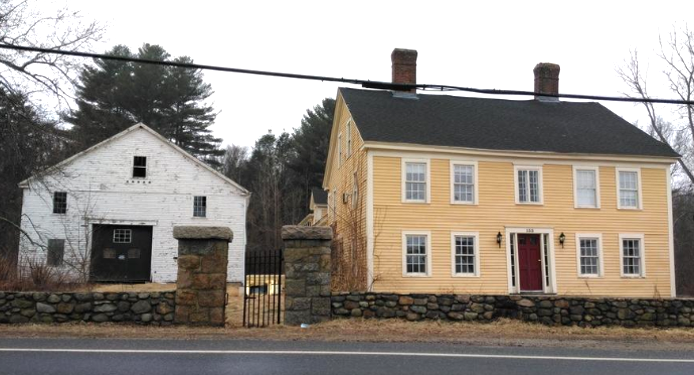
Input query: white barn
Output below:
<box><xmin>18</xmin><ymin>123</ymin><xmax>249</xmax><ymax>284</ymax></box>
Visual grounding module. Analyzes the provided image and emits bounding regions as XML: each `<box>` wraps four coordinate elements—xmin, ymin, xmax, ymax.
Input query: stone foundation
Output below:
<box><xmin>332</xmin><ymin>293</ymin><xmax>694</xmax><ymax>328</ymax></box>
<box><xmin>0</xmin><ymin>291</ymin><xmax>175</xmax><ymax>325</ymax></box>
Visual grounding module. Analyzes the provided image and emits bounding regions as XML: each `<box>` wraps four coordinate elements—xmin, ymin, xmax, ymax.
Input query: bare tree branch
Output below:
<box><xmin>617</xmin><ymin>48</ymin><xmax>694</xmax><ymax>184</ymax></box>
<box><xmin>0</xmin><ymin>0</ymin><xmax>104</xmax><ymax>109</ymax></box>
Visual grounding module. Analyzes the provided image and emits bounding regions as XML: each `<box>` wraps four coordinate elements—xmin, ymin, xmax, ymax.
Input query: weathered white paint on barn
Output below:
<box><xmin>18</xmin><ymin>124</ymin><xmax>249</xmax><ymax>283</ymax></box>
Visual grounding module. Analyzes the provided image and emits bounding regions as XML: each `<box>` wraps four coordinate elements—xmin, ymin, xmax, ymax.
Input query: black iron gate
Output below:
<box><xmin>242</xmin><ymin>249</ymin><xmax>284</xmax><ymax>327</ymax></box>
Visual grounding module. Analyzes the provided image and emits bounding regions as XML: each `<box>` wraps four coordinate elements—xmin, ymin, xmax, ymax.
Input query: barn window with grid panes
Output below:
<box><xmin>113</xmin><ymin>229</ymin><xmax>132</xmax><ymax>243</ymax></box>
<box><xmin>52</xmin><ymin>192</ymin><xmax>67</xmax><ymax>214</ymax></box>
<box><xmin>194</xmin><ymin>196</ymin><xmax>207</xmax><ymax>217</ymax></box>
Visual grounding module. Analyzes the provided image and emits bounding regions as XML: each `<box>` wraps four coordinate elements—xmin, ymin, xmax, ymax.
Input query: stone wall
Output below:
<box><xmin>332</xmin><ymin>293</ymin><xmax>694</xmax><ymax>328</ymax></box>
<box><xmin>173</xmin><ymin>226</ymin><xmax>232</xmax><ymax>326</ymax></box>
<box><xmin>282</xmin><ymin>225</ymin><xmax>332</xmax><ymax>325</ymax></box>
<box><xmin>0</xmin><ymin>291</ymin><xmax>175</xmax><ymax>325</ymax></box>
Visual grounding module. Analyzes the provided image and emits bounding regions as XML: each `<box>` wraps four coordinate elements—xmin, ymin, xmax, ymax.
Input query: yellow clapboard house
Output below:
<box><xmin>322</xmin><ymin>49</ymin><xmax>679</xmax><ymax>298</ymax></box>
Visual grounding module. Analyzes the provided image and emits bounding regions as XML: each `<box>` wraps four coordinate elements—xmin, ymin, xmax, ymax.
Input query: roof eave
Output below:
<box><xmin>362</xmin><ymin>141</ymin><xmax>680</xmax><ymax>164</ymax></box>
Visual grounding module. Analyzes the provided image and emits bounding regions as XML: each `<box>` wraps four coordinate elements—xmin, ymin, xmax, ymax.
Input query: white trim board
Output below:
<box><xmin>504</xmin><ymin>227</ymin><xmax>557</xmax><ymax>294</ymax></box>
<box><xmin>574</xmin><ymin>233</ymin><xmax>604</xmax><ymax>278</ymax></box>
<box><xmin>450</xmin><ymin>231</ymin><xmax>481</xmax><ymax>277</ymax></box>
<box><xmin>401</xmin><ymin>230</ymin><xmax>432</xmax><ymax>277</ymax></box>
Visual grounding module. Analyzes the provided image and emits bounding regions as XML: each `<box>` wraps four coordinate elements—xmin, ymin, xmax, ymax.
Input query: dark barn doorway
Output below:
<box><xmin>90</xmin><ymin>224</ymin><xmax>153</xmax><ymax>282</ymax></box>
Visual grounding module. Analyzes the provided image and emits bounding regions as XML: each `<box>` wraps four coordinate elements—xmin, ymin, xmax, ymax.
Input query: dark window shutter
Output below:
<box><xmin>47</xmin><ymin>239</ymin><xmax>65</xmax><ymax>266</ymax></box>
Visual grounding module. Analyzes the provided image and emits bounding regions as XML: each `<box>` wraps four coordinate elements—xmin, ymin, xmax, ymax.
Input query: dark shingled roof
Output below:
<box><xmin>311</xmin><ymin>187</ymin><xmax>328</xmax><ymax>205</ymax></box>
<box><xmin>340</xmin><ymin>88</ymin><xmax>678</xmax><ymax>158</ymax></box>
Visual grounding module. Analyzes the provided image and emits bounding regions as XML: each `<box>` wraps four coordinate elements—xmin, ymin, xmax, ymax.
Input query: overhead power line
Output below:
<box><xmin>2</xmin><ymin>43</ymin><xmax>694</xmax><ymax>105</ymax></box>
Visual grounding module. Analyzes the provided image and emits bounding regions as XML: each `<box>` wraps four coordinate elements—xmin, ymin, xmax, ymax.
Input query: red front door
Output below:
<box><xmin>517</xmin><ymin>234</ymin><xmax>543</xmax><ymax>292</ymax></box>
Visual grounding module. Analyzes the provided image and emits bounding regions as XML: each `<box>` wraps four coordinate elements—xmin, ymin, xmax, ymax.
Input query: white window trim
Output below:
<box><xmin>401</xmin><ymin>158</ymin><xmax>430</xmax><ymax>203</ymax></box>
<box><xmin>346</xmin><ymin>119</ymin><xmax>353</xmax><ymax>158</ymax></box>
<box><xmin>513</xmin><ymin>165</ymin><xmax>544</xmax><ymax>205</ymax></box>
<box><xmin>575</xmin><ymin>233</ymin><xmax>603</xmax><ymax>278</ymax></box>
<box><xmin>402</xmin><ymin>230</ymin><xmax>432</xmax><ymax>277</ymax></box>
<box><xmin>450</xmin><ymin>160</ymin><xmax>479</xmax><ymax>205</ymax></box>
<box><xmin>450</xmin><ymin>231</ymin><xmax>480</xmax><ymax>277</ymax></box>
<box><xmin>337</xmin><ymin>132</ymin><xmax>343</xmax><ymax>168</ymax></box>
<box><xmin>619</xmin><ymin>233</ymin><xmax>646</xmax><ymax>278</ymax></box>
<box><xmin>573</xmin><ymin>166</ymin><xmax>601</xmax><ymax>209</ymax></box>
<box><xmin>615</xmin><ymin>167</ymin><xmax>643</xmax><ymax>210</ymax></box>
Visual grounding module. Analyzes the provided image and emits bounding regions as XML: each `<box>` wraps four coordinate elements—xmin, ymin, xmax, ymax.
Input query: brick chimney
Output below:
<box><xmin>391</xmin><ymin>48</ymin><xmax>418</xmax><ymax>92</ymax></box>
<box><xmin>533</xmin><ymin>63</ymin><xmax>560</xmax><ymax>100</ymax></box>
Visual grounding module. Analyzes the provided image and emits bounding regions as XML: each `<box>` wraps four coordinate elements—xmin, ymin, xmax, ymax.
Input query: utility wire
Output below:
<box><xmin>2</xmin><ymin>43</ymin><xmax>694</xmax><ymax>106</ymax></box>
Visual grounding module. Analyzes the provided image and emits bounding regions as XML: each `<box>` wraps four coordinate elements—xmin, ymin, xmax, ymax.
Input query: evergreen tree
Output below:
<box><xmin>65</xmin><ymin>43</ymin><xmax>223</xmax><ymax>164</ymax></box>
<box><xmin>222</xmin><ymin>98</ymin><xmax>335</xmax><ymax>251</ymax></box>
<box><xmin>287</xmin><ymin>98</ymin><xmax>335</xmax><ymax>207</ymax></box>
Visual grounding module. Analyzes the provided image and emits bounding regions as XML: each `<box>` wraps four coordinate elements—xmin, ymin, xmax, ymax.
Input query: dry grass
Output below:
<box><xmin>1</xmin><ymin>318</ymin><xmax>694</xmax><ymax>351</ymax></box>
<box><xmin>0</xmin><ymin>256</ymin><xmax>72</xmax><ymax>292</ymax></box>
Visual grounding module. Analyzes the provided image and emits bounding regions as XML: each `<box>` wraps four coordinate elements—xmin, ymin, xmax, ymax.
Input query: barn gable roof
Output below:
<box><xmin>19</xmin><ymin>123</ymin><xmax>250</xmax><ymax>196</ymax></box>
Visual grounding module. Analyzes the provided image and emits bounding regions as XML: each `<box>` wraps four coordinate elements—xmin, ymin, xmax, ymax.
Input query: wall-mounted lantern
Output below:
<box><xmin>496</xmin><ymin>232</ymin><xmax>503</xmax><ymax>248</ymax></box>
<box><xmin>559</xmin><ymin>232</ymin><xmax>566</xmax><ymax>248</ymax></box>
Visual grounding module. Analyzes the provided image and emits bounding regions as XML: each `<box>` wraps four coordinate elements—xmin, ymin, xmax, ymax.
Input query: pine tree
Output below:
<box><xmin>65</xmin><ymin>44</ymin><xmax>223</xmax><ymax>164</ymax></box>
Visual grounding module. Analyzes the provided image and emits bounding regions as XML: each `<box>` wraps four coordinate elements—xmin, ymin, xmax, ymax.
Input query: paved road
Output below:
<box><xmin>0</xmin><ymin>338</ymin><xmax>692</xmax><ymax>375</ymax></box>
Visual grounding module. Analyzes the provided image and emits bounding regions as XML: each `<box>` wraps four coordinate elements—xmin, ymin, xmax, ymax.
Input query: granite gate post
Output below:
<box><xmin>281</xmin><ymin>225</ymin><xmax>333</xmax><ymax>325</ymax></box>
<box><xmin>173</xmin><ymin>226</ymin><xmax>232</xmax><ymax>326</ymax></box>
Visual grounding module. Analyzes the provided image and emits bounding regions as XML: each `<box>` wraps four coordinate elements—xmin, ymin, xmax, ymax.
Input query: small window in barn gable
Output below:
<box><xmin>113</xmin><ymin>229</ymin><xmax>132</xmax><ymax>243</ymax></box>
<box><xmin>194</xmin><ymin>196</ymin><xmax>207</xmax><ymax>217</ymax></box>
<box><xmin>133</xmin><ymin>156</ymin><xmax>147</xmax><ymax>178</ymax></box>
<box><xmin>47</xmin><ymin>239</ymin><xmax>65</xmax><ymax>266</ymax></box>
<box><xmin>53</xmin><ymin>192</ymin><xmax>67</xmax><ymax>214</ymax></box>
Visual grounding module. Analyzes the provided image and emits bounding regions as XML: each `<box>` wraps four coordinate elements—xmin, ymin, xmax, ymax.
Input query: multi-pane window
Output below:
<box><xmin>578</xmin><ymin>238</ymin><xmax>600</xmax><ymax>276</ymax></box>
<box><xmin>453</xmin><ymin>235</ymin><xmax>476</xmax><ymax>275</ymax></box>
<box><xmin>405</xmin><ymin>234</ymin><xmax>428</xmax><ymax>275</ymax></box>
<box><xmin>618</xmin><ymin>170</ymin><xmax>639</xmax><ymax>208</ymax></box>
<box><xmin>405</xmin><ymin>162</ymin><xmax>427</xmax><ymax>202</ymax></box>
<box><xmin>47</xmin><ymin>239</ymin><xmax>65</xmax><ymax>266</ymax></box>
<box><xmin>622</xmin><ymin>237</ymin><xmax>643</xmax><ymax>276</ymax></box>
<box><xmin>113</xmin><ymin>229</ymin><xmax>132</xmax><ymax>243</ymax></box>
<box><xmin>453</xmin><ymin>164</ymin><xmax>475</xmax><ymax>203</ymax></box>
<box><xmin>517</xmin><ymin>168</ymin><xmax>541</xmax><ymax>203</ymax></box>
<box><xmin>52</xmin><ymin>192</ymin><xmax>67</xmax><ymax>214</ymax></box>
<box><xmin>133</xmin><ymin>156</ymin><xmax>147</xmax><ymax>178</ymax></box>
<box><xmin>193</xmin><ymin>196</ymin><xmax>207</xmax><ymax>217</ymax></box>
<box><xmin>576</xmin><ymin>169</ymin><xmax>598</xmax><ymax>208</ymax></box>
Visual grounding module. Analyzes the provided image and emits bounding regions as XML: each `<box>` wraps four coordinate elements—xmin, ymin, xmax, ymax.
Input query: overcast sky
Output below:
<box><xmin>67</xmin><ymin>0</ymin><xmax>693</xmax><ymax>148</ymax></box>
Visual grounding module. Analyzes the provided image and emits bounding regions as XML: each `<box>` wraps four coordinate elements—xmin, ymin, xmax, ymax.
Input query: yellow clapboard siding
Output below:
<box><xmin>324</xmin><ymin>96</ymin><xmax>369</xmax><ymax>290</ymax></box>
<box><xmin>371</xmin><ymin>156</ymin><xmax>672</xmax><ymax>297</ymax></box>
